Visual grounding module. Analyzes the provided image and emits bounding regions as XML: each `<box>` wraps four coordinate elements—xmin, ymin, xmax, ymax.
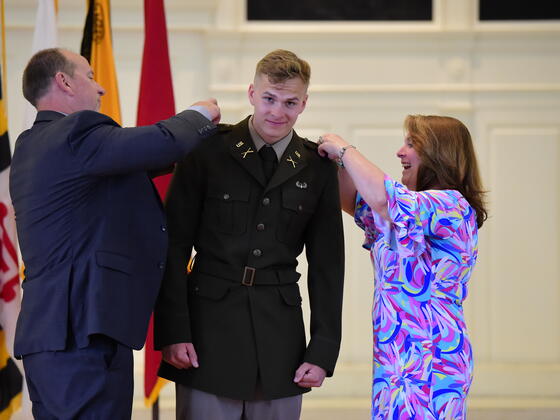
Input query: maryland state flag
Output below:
<box><xmin>80</xmin><ymin>0</ymin><xmax>121</xmax><ymax>124</ymax></box>
<box><xmin>0</xmin><ymin>326</ymin><xmax>21</xmax><ymax>419</ymax></box>
<box><xmin>0</xmin><ymin>2</ymin><xmax>23</xmax><ymax>415</ymax></box>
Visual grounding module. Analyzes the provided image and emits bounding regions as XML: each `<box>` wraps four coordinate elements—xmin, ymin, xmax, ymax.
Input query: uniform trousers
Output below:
<box><xmin>22</xmin><ymin>334</ymin><xmax>133</xmax><ymax>420</ymax></box>
<box><xmin>176</xmin><ymin>384</ymin><xmax>302</xmax><ymax>420</ymax></box>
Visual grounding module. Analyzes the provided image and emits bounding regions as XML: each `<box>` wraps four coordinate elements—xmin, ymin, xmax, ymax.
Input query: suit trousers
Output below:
<box><xmin>23</xmin><ymin>334</ymin><xmax>133</xmax><ymax>420</ymax></box>
<box><xmin>176</xmin><ymin>384</ymin><xmax>302</xmax><ymax>420</ymax></box>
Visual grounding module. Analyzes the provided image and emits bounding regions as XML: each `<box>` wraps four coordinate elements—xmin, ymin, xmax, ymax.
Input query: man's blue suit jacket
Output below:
<box><xmin>10</xmin><ymin>109</ymin><xmax>215</xmax><ymax>358</ymax></box>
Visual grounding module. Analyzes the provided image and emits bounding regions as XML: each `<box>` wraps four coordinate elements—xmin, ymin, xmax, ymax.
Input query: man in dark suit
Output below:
<box><xmin>10</xmin><ymin>47</ymin><xmax>221</xmax><ymax>419</ymax></box>
<box><xmin>155</xmin><ymin>49</ymin><xmax>344</xmax><ymax>419</ymax></box>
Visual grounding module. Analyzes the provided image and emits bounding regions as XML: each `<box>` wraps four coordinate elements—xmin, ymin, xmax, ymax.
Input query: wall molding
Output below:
<box><xmin>211</xmin><ymin>83</ymin><xmax>560</xmax><ymax>93</ymax></box>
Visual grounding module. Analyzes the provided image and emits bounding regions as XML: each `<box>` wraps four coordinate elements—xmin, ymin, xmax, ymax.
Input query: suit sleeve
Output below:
<box><xmin>303</xmin><ymin>160</ymin><xmax>345</xmax><ymax>376</ymax></box>
<box><xmin>153</xmin><ymin>151</ymin><xmax>204</xmax><ymax>348</ymax></box>
<box><xmin>67</xmin><ymin>110</ymin><xmax>216</xmax><ymax>176</ymax></box>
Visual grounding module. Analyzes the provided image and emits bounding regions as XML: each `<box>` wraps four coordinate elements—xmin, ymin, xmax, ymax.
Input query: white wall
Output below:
<box><xmin>5</xmin><ymin>0</ymin><xmax>560</xmax><ymax>408</ymax></box>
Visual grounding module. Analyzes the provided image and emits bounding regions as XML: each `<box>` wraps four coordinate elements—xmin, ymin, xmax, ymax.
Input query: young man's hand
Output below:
<box><xmin>293</xmin><ymin>362</ymin><xmax>326</xmax><ymax>388</ymax></box>
<box><xmin>162</xmin><ymin>342</ymin><xmax>199</xmax><ymax>369</ymax></box>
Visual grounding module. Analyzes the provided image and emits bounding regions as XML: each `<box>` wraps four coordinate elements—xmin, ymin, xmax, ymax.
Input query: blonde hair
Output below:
<box><xmin>405</xmin><ymin>115</ymin><xmax>488</xmax><ymax>228</ymax></box>
<box><xmin>255</xmin><ymin>49</ymin><xmax>310</xmax><ymax>85</ymax></box>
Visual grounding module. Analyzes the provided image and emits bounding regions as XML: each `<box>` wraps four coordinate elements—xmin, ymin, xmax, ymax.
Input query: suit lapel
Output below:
<box><xmin>229</xmin><ymin>118</ymin><xmax>267</xmax><ymax>187</ymax></box>
<box><xmin>266</xmin><ymin>134</ymin><xmax>308</xmax><ymax>192</ymax></box>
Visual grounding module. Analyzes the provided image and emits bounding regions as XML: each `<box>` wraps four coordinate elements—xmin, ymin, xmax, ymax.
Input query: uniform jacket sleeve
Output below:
<box><xmin>303</xmin><ymin>160</ymin><xmax>345</xmax><ymax>376</ymax></box>
<box><xmin>154</xmin><ymin>151</ymin><xmax>203</xmax><ymax>348</ymax></box>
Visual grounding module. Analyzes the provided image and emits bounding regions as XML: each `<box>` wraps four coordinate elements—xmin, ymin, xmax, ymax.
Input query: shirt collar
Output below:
<box><xmin>248</xmin><ymin>116</ymin><xmax>293</xmax><ymax>161</ymax></box>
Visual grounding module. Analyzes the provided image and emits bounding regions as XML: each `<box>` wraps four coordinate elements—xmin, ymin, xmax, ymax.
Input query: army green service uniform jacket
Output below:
<box><xmin>155</xmin><ymin>116</ymin><xmax>344</xmax><ymax>401</ymax></box>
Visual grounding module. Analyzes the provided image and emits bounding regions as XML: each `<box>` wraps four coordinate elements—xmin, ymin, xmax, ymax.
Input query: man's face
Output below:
<box><xmin>62</xmin><ymin>51</ymin><xmax>105</xmax><ymax>112</ymax></box>
<box><xmin>248</xmin><ymin>73</ymin><xmax>308</xmax><ymax>144</ymax></box>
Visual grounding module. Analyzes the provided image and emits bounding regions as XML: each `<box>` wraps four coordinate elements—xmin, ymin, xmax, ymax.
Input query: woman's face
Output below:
<box><xmin>396</xmin><ymin>136</ymin><xmax>421</xmax><ymax>190</ymax></box>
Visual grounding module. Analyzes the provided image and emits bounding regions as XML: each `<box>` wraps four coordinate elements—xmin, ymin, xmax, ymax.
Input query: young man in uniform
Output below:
<box><xmin>155</xmin><ymin>49</ymin><xmax>344</xmax><ymax>420</ymax></box>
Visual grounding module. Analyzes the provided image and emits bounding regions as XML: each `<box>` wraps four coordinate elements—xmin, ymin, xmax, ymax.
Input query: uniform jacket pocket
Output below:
<box><xmin>277</xmin><ymin>187</ymin><xmax>315</xmax><ymax>245</ymax></box>
<box><xmin>190</xmin><ymin>273</ymin><xmax>231</xmax><ymax>301</ymax></box>
<box><xmin>278</xmin><ymin>283</ymin><xmax>302</xmax><ymax>307</ymax></box>
<box><xmin>205</xmin><ymin>186</ymin><xmax>250</xmax><ymax>235</ymax></box>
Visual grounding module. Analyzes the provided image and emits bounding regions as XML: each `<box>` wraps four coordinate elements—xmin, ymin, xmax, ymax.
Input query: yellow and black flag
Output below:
<box><xmin>0</xmin><ymin>325</ymin><xmax>21</xmax><ymax>419</ymax></box>
<box><xmin>80</xmin><ymin>0</ymin><xmax>121</xmax><ymax>124</ymax></box>
<box><xmin>0</xmin><ymin>2</ymin><xmax>24</xmax><ymax>418</ymax></box>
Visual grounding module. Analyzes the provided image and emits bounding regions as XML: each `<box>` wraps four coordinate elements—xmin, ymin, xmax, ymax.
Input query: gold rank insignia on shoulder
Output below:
<box><xmin>236</xmin><ymin>141</ymin><xmax>244</xmax><ymax>148</ymax></box>
<box><xmin>242</xmin><ymin>147</ymin><xmax>254</xmax><ymax>158</ymax></box>
<box><xmin>296</xmin><ymin>181</ymin><xmax>307</xmax><ymax>189</ymax></box>
<box><xmin>286</xmin><ymin>156</ymin><xmax>297</xmax><ymax>168</ymax></box>
<box><xmin>295</xmin><ymin>150</ymin><xmax>301</xmax><ymax>159</ymax></box>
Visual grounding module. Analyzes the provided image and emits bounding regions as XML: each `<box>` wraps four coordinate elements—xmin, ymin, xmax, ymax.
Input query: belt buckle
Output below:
<box><xmin>242</xmin><ymin>266</ymin><xmax>256</xmax><ymax>286</ymax></box>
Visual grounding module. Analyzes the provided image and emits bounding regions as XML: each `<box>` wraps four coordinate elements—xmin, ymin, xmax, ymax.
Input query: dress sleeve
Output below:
<box><xmin>385</xmin><ymin>175</ymin><xmax>468</xmax><ymax>257</ymax></box>
<box><xmin>354</xmin><ymin>193</ymin><xmax>377</xmax><ymax>250</ymax></box>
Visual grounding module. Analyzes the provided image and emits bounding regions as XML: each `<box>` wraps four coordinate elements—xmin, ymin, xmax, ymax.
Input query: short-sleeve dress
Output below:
<box><xmin>355</xmin><ymin>175</ymin><xmax>478</xmax><ymax>420</ymax></box>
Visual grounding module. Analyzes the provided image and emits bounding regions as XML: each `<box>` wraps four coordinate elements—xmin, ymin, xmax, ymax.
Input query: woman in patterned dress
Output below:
<box><xmin>317</xmin><ymin>115</ymin><xmax>487</xmax><ymax>419</ymax></box>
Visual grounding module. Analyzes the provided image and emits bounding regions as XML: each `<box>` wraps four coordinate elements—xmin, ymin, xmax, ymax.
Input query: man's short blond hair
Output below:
<box><xmin>255</xmin><ymin>49</ymin><xmax>310</xmax><ymax>86</ymax></box>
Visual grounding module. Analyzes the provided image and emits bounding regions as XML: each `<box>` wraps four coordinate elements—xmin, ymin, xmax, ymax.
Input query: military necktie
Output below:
<box><xmin>259</xmin><ymin>146</ymin><xmax>277</xmax><ymax>182</ymax></box>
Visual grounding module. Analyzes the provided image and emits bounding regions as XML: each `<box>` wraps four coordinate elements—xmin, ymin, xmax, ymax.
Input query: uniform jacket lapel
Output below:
<box><xmin>266</xmin><ymin>134</ymin><xmax>308</xmax><ymax>192</ymax></box>
<box><xmin>228</xmin><ymin>117</ymin><xmax>267</xmax><ymax>186</ymax></box>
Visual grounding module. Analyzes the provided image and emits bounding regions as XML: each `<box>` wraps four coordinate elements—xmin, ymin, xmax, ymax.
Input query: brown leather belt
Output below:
<box><xmin>192</xmin><ymin>258</ymin><xmax>299</xmax><ymax>287</ymax></box>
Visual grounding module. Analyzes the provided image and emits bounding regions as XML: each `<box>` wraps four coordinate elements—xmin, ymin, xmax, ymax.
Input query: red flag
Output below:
<box><xmin>137</xmin><ymin>0</ymin><xmax>174</xmax><ymax>407</ymax></box>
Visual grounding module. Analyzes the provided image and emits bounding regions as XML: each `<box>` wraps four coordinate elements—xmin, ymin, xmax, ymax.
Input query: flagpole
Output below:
<box><xmin>152</xmin><ymin>397</ymin><xmax>159</xmax><ymax>420</ymax></box>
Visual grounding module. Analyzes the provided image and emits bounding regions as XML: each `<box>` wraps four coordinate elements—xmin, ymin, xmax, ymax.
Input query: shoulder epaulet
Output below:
<box><xmin>300</xmin><ymin>136</ymin><xmax>334</xmax><ymax>164</ymax></box>
<box><xmin>302</xmin><ymin>138</ymin><xmax>318</xmax><ymax>150</ymax></box>
<box><xmin>217</xmin><ymin>123</ymin><xmax>234</xmax><ymax>133</ymax></box>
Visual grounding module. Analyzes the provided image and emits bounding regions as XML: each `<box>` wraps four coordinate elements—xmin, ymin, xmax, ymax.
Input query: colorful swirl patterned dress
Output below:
<box><xmin>355</xmin><ymin>176</ymin><xmax>478</xmax><ymax>420</ymax></box>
